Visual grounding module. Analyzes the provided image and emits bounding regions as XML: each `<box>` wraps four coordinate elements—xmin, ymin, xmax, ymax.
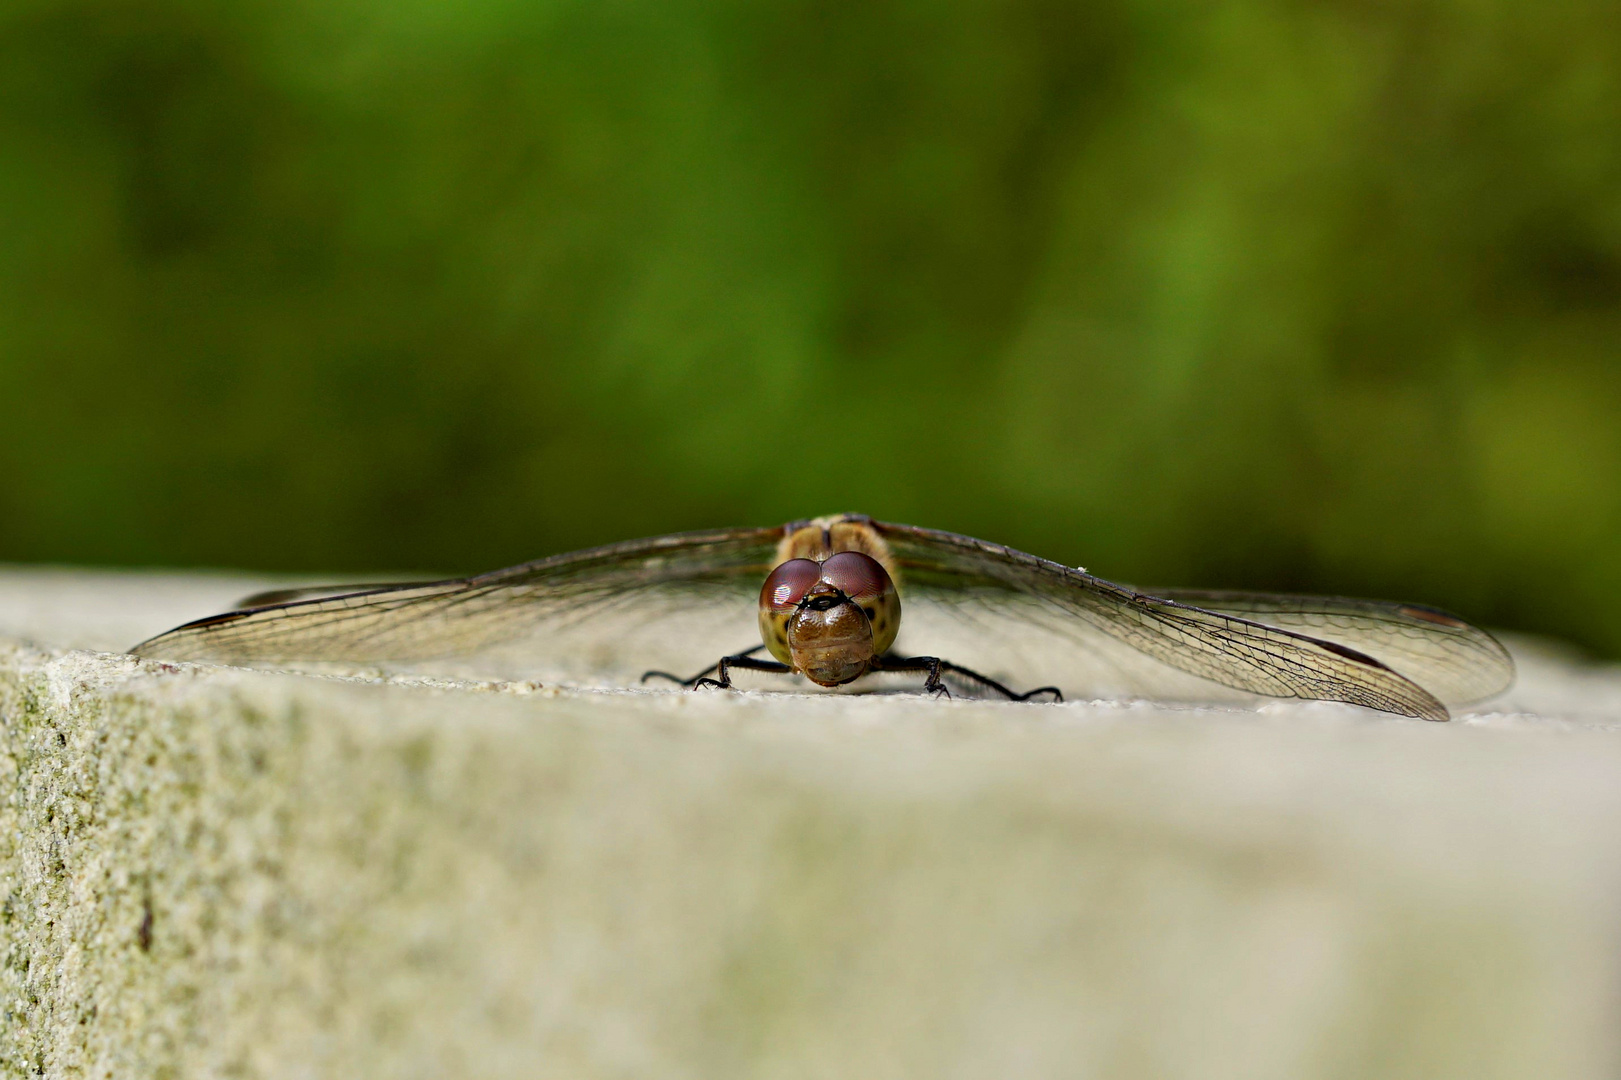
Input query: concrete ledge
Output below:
<box><xmin>4</xmin><ymin>573</ymin><xmax>1621</xmax><ymax>1078</ymax></box>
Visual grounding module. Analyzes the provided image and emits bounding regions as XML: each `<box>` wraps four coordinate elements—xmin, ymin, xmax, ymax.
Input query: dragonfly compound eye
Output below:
<box><xmin>819</xmin><ymin>551</ymin><xmax>900</xmax><ymax>656</ymax></box>
<box><xmin>758</xmin><ymin>559</ymin><xmax>822</xmax><ymax>665</ymax></box>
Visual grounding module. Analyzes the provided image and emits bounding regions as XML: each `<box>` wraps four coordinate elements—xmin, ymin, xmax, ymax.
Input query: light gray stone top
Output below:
<box><xmin>3</xmin><ymin>567</ymin><xmax>1620</xmax><ymax>1078</ymax></box>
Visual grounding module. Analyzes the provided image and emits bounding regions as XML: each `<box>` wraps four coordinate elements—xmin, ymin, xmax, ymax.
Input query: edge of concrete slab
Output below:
<box><xmin>4</xmin><ymin>628</ymin><xmax>1621</xmax><ymax>1078</ymax></box>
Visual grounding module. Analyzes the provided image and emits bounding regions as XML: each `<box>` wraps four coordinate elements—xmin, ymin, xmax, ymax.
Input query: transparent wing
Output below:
<box><xmin>1146</xmin><ymin>590</ymin><xmax>1513</xmax><ymax>705</ymax></box>
<box><xmin>131</xmin><ymin>526</ymin><xmax>785</xmax><ymax>677</ymax></box>
<box><xmin>131</xmin><ymin>516</ymin><xmax>1513</xmax><ymax>718</ymax></box>
<box><xmin>872</xmin><ymin>522</ymin><xmax>1505</xmax><ymax>721</ymax></box>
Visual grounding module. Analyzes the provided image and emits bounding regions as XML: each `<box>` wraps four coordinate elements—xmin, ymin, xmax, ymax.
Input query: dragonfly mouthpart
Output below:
<box><xmin>787</xmin><ymin>587</ymin><xmax>875</xmax><ymax>686</ymax></box>
<box><xmin>800</xmin><ymin>587</ymin><xmax>846</xmax><ymax>613</ymax></box>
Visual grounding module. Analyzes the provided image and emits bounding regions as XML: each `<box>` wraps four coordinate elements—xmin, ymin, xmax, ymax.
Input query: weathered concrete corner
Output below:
<box><xmin>4</xmin><ymin>582</ymin><xmax>1621</xmax><ymax>1077</ymax></box>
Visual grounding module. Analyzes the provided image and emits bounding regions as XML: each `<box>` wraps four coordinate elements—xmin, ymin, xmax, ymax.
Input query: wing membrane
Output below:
<box><xmin>873</xmin><ymin>523</ymin><xmax>1489</xmax><ymax>720</ymax></box>
<box><xmin>132</xmin><ymin>516</ymin><xmax>1511</xmax><ymax>720</ymax></box>
<box><xmin>1147</xmin><ymin>590</ymin><xmax>1513</xmax><ymax>705</ymax></box>
<box><xmin>132</xmin><ymin>526</ymin><xmax>784</xmax><ymax>667</ymax></box>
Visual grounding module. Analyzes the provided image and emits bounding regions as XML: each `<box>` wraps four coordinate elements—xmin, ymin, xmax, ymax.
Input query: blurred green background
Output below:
<box><xmin>2</xmin><ymin>0</ymin><xmax>1619</xmax><ymax>654</ymax></box>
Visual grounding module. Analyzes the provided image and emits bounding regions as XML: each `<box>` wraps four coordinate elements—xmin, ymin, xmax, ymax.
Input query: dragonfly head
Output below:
<box><xmin>758</xmin><ymin>551</ymin><xmax>901</xmax><ymax>687</ymax></box>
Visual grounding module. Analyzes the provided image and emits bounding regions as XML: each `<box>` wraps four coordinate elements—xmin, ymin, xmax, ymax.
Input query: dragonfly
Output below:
<box><xmin>131</xmin><ymin>513</ymin><xmax>1514</xmax><ymax>721</ymax></box>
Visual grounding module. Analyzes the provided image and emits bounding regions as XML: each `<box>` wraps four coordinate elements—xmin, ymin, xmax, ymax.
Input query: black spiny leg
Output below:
<box><xmin>869</xmin><ymin>653</ymin><xmax>1062</xmax><ymax>702</ymax></box>
<box><xmin>642</xmin><ymin>644</ymin><xmax>793</xmax><ymax>690</ymax></box>
<box><xmin>643</xmin><ymin>643</ymin><xmax>763</xmax><ymax>686</ymax></box>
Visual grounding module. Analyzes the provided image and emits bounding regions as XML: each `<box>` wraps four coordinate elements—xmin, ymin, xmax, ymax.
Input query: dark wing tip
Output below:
<box><xmin>130</xmin><ymin>607</ymin><xmax>255</xmax><ymax>655</ymax></box>
<box><xmin>1395</xmin><ymin>604</ymin><xmax>1470</xmax><ymax>629</ymax></box>
<box><xmin>235</xmin><ymin>588</ymin><xmax>306</xmax><ymax>608</ymax></box>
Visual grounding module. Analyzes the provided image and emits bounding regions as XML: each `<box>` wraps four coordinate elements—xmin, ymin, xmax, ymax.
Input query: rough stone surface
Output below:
<box><xmin>3</xmin><ymin>567</ymin><xmax>1621</xmax><ymax>1079</ymax></box>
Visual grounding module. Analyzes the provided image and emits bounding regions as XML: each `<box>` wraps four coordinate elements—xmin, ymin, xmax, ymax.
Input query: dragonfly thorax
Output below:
<box><xmin>757</xmin><ymin>551</ymin><xmax>901</xmax><ymax>686</ymax></box>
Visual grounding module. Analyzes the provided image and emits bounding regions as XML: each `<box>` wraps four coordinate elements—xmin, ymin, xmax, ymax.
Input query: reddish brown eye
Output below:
<box><xmin>761</xmin><ymin>559</ymin><xmax>822</xmax><ymax>612</ymax></box>
<box><xmin>820</xmin><ymin>551</ymin><xmax>892</xmax><ymax>602</ymax></box>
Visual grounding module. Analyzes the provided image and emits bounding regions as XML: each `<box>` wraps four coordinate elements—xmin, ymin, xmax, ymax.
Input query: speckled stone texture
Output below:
<box><xmin>3</xmin><ymin>568</ymin><xmax>1621</xmax><ymax>1079</ymax></box>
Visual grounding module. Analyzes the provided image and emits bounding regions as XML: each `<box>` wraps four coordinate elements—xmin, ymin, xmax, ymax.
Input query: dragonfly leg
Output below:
<box><xmin>694</xmin><ymin>652</ymin><xmax>794</xmax><ymax>690</ymax></box>
<box><xmin>642</xmin><ymin>643</ymin><xmax>763</xmax><ymax>686</ymax></box>
<box><xmin>642</xmin><ymin>645</ymin><xmax>792</xmax><ymax>690</ymax></box>
<box><xmin>871</xmin><ymin>654</ymin><xmax>1063</xmax><ymax>702</ymax></box>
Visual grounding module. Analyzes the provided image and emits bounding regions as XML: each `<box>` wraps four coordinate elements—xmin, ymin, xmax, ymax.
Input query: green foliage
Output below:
<box><xmin>2</xmin><ymin>0</ymin><xmax>1619</xmax><ymax>652</ymax></box>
